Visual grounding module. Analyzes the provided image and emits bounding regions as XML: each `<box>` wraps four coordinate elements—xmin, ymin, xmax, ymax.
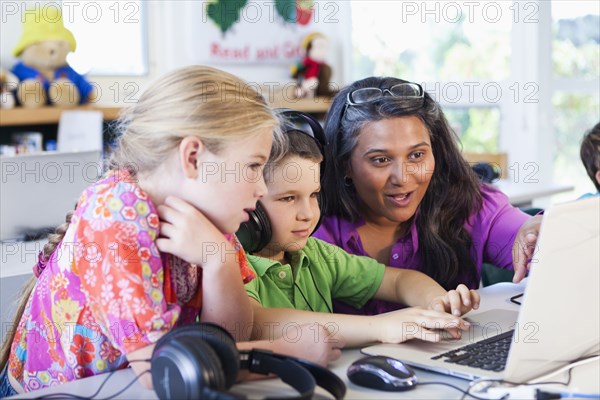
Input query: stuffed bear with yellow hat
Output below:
<box><xmin>11</xmin><ymin>6</ymin><xmax>96</xmax><ymax>108</ymax></box>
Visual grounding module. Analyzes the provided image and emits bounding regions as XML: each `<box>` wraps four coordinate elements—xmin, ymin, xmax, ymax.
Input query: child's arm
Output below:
<box><xmin>126</xmin><ymin>345</ymin><xmax>156</xmax><ymax>389</ymax></box>
<box><xmin>156</xmin><ymin>196</ymin><xmax>253</xmax><ymax>340</ymax></box>
<box><xmin>249</xmin><ymin>299</ymin><xmax>469</xmax><ymax>348</ymax></box>
<box><xmin>374</xmin><ymin>268</ymin><xmax>480</xmax><ymax>316</ymax></box>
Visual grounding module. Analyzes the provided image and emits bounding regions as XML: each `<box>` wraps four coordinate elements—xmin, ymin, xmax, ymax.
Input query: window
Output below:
<box><xmin>551</xmin><ymin>1</ymin><xmax>600</xmax><ymax>199</ymax></box>
<box><xmin>62</xmin><ymin>0</ymin><xmax>148</xmax><ymax>76</ymax></box>
<box><xmin>352</xmin><ymin>0</ymin><xmax>599</xmax><ymax>202</ymax></box>
<box><xmin>351</xmin><ymin>1</ymin><xmax>515</xmax><ymax>153</ymax></box>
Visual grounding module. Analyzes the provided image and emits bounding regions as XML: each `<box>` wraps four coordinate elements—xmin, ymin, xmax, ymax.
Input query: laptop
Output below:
<box><xmin>362</xmin><ymin>196</ymin><xmax>600</xmax><ymax>383</ymax></box>
<box><xmin>0</xmin><ymin>150</ymin><xmax>103</xmax><ymax>241</ymax></box>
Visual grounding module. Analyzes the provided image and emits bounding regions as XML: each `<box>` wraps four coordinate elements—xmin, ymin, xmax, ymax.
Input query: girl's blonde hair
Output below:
<box><xmin>0</xmin><ymin>65</ymin><xmax>281</xmax><ymax>372</ymax></box>
<box><xmin>109</xmin><ymin>65</ymin><xmax>279</xmax><ymax>174</ymax></box>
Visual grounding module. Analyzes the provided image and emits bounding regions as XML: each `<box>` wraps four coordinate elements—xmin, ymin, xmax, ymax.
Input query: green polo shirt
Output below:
<box><xmin>245</xmin><ymin>238</ymin><xmax>386</xmax><ymax>313</ymax></box>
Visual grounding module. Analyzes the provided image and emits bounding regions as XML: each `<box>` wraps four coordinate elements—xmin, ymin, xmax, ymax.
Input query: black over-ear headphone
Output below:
<box><xmin>236</xmin><ymin>109</ymin><xmax>328</xmax><ymax>253</ymax></box>
<box><xmin>151</xmin><ymin>322</ymin><xmax>346</xmax><ymax>400</ymax></box>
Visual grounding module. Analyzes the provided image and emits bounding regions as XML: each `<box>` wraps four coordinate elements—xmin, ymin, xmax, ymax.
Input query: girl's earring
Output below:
<box><xmin>344</xmin><ymin>175</ymin><xmax>353</xmax><ymax>187</ymax></box>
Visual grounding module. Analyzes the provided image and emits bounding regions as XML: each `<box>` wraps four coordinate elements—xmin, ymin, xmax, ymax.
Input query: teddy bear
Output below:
<box><xmin>290</xmin><ymin>32</ymin><xmax>335</xmax><ymax>99</ymax></box>
<box><xmin>11</xmin><ymin>7</ymin><xmax>96</xmax><ymax>108</ymax></box>
<box><xmin>0</xmin><ymin>67</ymin><xmax>18</xmax><ymax>109</ymax></box>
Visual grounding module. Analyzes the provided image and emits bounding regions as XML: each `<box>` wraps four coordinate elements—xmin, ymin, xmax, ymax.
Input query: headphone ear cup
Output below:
<box><xmin>192</xmin><ymin>323</ymin><xmax>240</xmax><ymax>389</ymax></box>
<box><xmin>152</xmin><ymin>330</ymin><xmax>227</xmax><ymax>399</ymax></box>
<box><xmin>236</xmin><ymin>201</ymin><xmax>272</xmax><ymax>253</ymax></box>
<box><xmin>312</xmin><ymin>192</ymin><xmax>324</xmax><ymax>234</ymax></box>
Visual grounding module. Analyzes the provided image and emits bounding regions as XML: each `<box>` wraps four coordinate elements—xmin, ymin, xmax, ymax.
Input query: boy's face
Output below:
<box><xmin>256</xmin><ymin>155</ymin><xmax>321</xmax><ymax>262</ymax></box>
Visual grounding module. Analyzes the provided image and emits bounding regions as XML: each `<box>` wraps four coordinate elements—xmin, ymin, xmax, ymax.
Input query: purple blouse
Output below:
<box><xmin>313</xmin><ymin>184</ymin><xmax>529</xmax><ymax>315</ymax></box>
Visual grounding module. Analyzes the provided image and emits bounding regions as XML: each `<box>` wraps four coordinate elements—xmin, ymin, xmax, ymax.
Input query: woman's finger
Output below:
<box><xmin>429</xmin><ymin>298</ymin><xmax>447</xmax><ymax>313</ymax></box>
<box><xmin>456</xmin><ymin>285</ymin><xmax>472</xmax><ymax>307</ymax></box>
<box><xmin>470</xmin><ymin>290</ymin><xmax>481</xmax><ymax>309</ymax></box>
<box><xmin>445</xmin><ymin>291</ymin><xmax>463</xmax><ymax>316</ymax></box>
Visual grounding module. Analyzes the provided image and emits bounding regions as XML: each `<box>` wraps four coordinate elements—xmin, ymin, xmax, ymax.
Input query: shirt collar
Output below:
<box><xmin>247</xmin><ymin>251</ymin><xmax>310</xmax><ymax>277</ymax></box>
<box><xmin>340</xmin><ymin>208</ymin><xmax>421</xmax><ymax>252</ymax></box>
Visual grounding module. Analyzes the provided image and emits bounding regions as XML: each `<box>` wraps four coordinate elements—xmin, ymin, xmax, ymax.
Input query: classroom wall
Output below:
<box><xmin>0</xmin><ymin>1</ymin><xmax>353</xmax><ymax>99</ymax></box>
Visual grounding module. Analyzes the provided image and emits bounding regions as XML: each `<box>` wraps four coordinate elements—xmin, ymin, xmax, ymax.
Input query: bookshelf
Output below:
<box><xmin>0</xmin><ymin>105</ymin><xmax>121</xmax><ymax>126</ymax></box>
<box><xmin>0</xmin><ymin>97</ymin><xmax>331</xmax><ymax>127</ymax></box>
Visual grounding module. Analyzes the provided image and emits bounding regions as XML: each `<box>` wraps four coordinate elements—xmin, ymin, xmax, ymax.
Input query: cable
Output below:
<box><xmin>293</xmin><ymin>265</ymin><xmax>333</xmax><ymax>313</ymax></box>
<box><xmin>529</xmin><ymin>354</ymin><xmax>600</xmax><ymax>384</ymax></box>
<box><xmin>307</xmin><ymin>265</ymin><xmax>333</xmax><ymax>313</ymax></box>
<box><xmin>462</xmin><ymin>354</ymin><xmax>600</xmax><ymax>400</ymax></box>
<box><xmin>418</xmin><ymin>381</ymin><xmax>507</xmax><ymax>400</ymax></box>
<box><xmin>33</xmin><ymin>371</ymin><xmax>114</xmax><ymax>400</ymax></box>
<box><xmin>30</xmin><ymin>368</ymin><xmax>151</xmax><ymax>400</ymax></box>
<box><xmin>555</xmin><ymin>391</ymin><xmax>600</xmax><ymax>399</ymax></box>
<box><xmin>97</xmin><ymin>370</ymin><xmax>151</xmax><ymax>400</ymax></box>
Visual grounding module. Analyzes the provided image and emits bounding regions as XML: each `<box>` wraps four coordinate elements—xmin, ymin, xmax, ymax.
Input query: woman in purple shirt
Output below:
<box><xmin>314</xmin><ymin>76</ymin><xmax>541</xmax><ymax>316</ymax></box>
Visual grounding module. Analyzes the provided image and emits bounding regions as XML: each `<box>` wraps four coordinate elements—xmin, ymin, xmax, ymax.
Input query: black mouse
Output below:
<box><xmin>347</xmin><ymin>355</ymin><xmax>418</xmax><ymax>391</ymax></box>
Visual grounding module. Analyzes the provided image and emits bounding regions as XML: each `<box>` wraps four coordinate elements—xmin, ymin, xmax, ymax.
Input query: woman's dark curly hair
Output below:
<box><xmin>321</xmin><ymin>76</ymin><xmax>483</xmax><ymax>289</ymax></box>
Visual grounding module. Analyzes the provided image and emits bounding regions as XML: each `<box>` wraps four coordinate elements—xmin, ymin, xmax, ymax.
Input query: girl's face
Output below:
<box><xmin>348</xmin><ymin>116</ymin><xmax>435</xmax><ymax>229</ymax></box>
<box><xmin>181</xmin><ymin>128</ymin><xmax>273</xmax><ymax>234</ymax></box>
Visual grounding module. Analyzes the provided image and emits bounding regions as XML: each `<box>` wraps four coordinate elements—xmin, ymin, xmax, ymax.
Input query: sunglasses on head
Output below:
<box><xmin>346</xmin><ymin>82</ymin><xmax>424</xmax><ymax>106</ymax></box>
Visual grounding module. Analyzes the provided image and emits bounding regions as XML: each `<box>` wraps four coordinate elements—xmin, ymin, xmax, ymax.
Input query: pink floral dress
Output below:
<box><xmin>9</xmin><ymin>169</ymin><xmax>254</xmax><ymax>392</ymax></box>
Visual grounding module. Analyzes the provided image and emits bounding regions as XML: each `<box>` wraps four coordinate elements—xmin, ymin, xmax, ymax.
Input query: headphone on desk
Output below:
<box><xmin>151</xmin><ymin>322</ymin><xmax>346</xmax><ymax>400</ymax></box>
<box><xmin>236</xmin><ymin>109</ymin><xmax>328</xmax><ymax>253</ymax></box>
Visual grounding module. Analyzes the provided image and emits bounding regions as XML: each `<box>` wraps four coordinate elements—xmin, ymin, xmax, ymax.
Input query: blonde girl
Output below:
<box><xmin>0</xmin><ymin>66</ymin><xmax>341</xmax><ymax>395</ymax></box>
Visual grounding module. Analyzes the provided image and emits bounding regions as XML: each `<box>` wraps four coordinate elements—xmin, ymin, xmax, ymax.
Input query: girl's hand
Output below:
<box><xmin>272</xmin><ymin>323</ymin><xmax>346</xmax><ymax>367</ymax></box>
<box><xmin>429</xmin><ymin>284</ymin><xmax>480</xmax><ymax>317</ymax></box>
<box><xmin>156</xmin><ymin>196</ymin><xmax>234</xmax><ymax>269</ymax></box>
<box><xmin>375</xmin><ymin>307</ymin><xmax>471</xmax><ymax>343</ymax></box>
<box><xmin>512</xmin><ymin>215</ymin><xmax>542</xmax><ymax>283</ymax></box>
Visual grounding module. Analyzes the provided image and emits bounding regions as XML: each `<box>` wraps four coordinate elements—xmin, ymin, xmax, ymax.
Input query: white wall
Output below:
<box><xmin>0</xmin><ymin>1</ymin><xmax>353</xmax><ymax>102</ymax></box>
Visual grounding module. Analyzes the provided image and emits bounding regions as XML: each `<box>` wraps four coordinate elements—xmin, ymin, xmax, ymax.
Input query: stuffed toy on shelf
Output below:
<box><xmin>290</xmin><ymin>32</ymin><xmax>335</xmax><ymax>99</ymax></box>
<box><xmin>11</xmin><ymin>6</ymin><xmax>97</xmax><ymax>108</ymax></box>
<box><xmin>0</xmin><ymin>67</ymin><xmax>18</xmax><ymax>109</ymax></box>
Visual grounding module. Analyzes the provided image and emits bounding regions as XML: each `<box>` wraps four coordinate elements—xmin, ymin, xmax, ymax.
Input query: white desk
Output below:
<box><xmin>494</xmin><ymin>180</ymin><xmax>574</xmax><ymax>208</ymax></box>
<box><xmin>10</xmin><ymin>281</ymin><xmax>599</xmax><ymax>399</ymax></box>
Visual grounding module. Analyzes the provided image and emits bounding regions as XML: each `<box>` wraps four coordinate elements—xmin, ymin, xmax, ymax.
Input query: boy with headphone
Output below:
<box><xmin>238</xmin><ymin>111</ymin><xmax>480</xmax><ymax>347</ymax></box>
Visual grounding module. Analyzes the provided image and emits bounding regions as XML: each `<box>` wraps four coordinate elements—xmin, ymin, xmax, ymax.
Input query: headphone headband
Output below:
<box><xmin>237</xmin><ymin>109</ymin><xmax>327</xmax><ymax>253</ymax></box>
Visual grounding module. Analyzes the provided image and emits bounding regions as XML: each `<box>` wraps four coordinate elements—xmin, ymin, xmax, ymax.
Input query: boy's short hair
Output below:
<box><xmin>264</xmin><ymin>130</ymin><xmax>323</xmax><ymax>183</ymax></box>
<box><xmin>580</xmin><ymin>122</ymin><xmax>600</xmax><ymax>192</ymax></box>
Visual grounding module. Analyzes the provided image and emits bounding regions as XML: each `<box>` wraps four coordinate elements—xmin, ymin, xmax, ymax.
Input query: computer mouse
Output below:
<box><xmin>347</xmin><ymin>355</ymin><xmax>418</xmax><ymax>391</ymax></box>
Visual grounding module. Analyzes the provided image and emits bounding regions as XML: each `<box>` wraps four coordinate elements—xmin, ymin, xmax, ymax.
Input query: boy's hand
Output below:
<box><xmin>428</xmin><ymin>284</ymin><xmax>480</xmax><ymax>317</ymax></box>
<box><xmin>272</xmin><ymin>323</ymin><xmax>346</xmax><ymax>367</ymax></box>
<box><xmin>376</xmin><ymin>307</ymin><xmax>471</xmax><ymax>343</ymax></box>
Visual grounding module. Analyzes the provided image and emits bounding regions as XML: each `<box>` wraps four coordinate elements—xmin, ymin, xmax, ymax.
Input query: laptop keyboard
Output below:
<box><xmin>431</xmin><ymin>329</ymin><xmax>514</xmax><ymax>372</ymax></box>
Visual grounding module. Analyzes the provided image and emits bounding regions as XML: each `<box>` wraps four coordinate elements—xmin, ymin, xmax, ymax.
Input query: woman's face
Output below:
<box><xmin>348</xmin><ymin>116</ymin><xmax>435</xmax><ymax>228</ymax></box>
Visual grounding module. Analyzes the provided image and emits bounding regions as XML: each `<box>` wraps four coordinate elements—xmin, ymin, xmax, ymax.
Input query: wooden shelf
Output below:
<box><xmin>0</xmin><ymin>97</ymin><xmax>331</xmax><ymax>127</ymax></box>
<box><xmin>268</xmin><ymin>96</ymin><xmax>332</xmax><ymax>113</ymax></box>
<box><xmin>0</xmin><ymin>105</ymin><xmax>122</xmax><ymax>126</ymax></box>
